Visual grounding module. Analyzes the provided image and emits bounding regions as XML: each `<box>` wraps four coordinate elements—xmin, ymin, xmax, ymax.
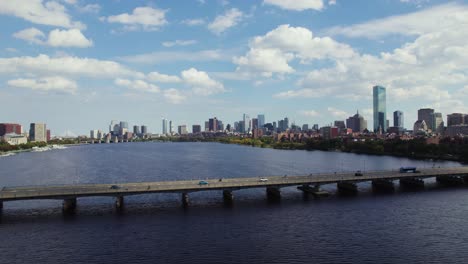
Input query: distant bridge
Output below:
<box><xmin>2</xmin><ymin>167</ymin><xmax>468</xmax><ymax>212</ymax></box>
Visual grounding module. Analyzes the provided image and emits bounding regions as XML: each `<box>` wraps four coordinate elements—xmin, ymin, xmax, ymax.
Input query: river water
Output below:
<box><xmin>0</xmin><ymin>142</ymin><xmax>467</xmax><ymax>264</ymax></box>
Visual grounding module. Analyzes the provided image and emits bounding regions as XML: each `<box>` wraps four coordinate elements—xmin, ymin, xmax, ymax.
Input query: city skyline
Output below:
<box><xmin>1</xmin><ymin>1</ymin><xmax>468</xmax><ymax>135</ymax></box>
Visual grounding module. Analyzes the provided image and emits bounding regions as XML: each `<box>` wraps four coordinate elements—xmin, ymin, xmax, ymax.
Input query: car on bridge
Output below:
<box><xmin>110</xmin><ymin>185</ymin><xmax>120</xmax><ymax>189</ymax></box>
<box><xmin>198</xmin><ymin>180</ymin><xmax>209</xmax><ymax>185</ymax></box>
<box><xmin>259</xmin><ymin>178</ymin><xmax>268</xmax><ymax>182</ymax></box>
<box><xmin>354</xmin><ymin>171</ymin><xmax>363</xmax><ymax>176</ymax></box>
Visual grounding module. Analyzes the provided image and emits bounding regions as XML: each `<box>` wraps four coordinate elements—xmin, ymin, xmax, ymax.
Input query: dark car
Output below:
<box><xmin>354</xmin><ymin>171</ymin><xmax>363</xmax><ymax>176</ymax></box>
<box><xmin>110</xmin><ymin>185</ymin><xmax>120</xmax><ymax>189</ymax></box>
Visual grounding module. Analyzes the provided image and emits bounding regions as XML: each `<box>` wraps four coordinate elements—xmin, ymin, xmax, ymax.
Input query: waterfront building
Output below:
<box><xmin>192</xmin><ymin>125</ymin><xmax>201</xmax><ymax>134</ymax></box>
<box><xmin>393</xmin><ymin>111</ymin><xmax>404</xmax><ymax>128</ymax></box>
<box><xmin>373</xmin><ymin>85</ymin><xmax>387</xmax><ymax>132</ymax></box>
<box><xmin>109</xmin><ymin>120</ymin><xmax>119</xmax><ymax>134</ymax></box>
<box><xmin>446</xmin><ymin>125</ymin><xmax>468</xmax><ymax>137</ymax></box>
<box><xmin>217</xmin><ymin>120</ymin><xmax>224</xmax><ymax>131</ymax></box>
<box><xmin>418</xmin><ymin>108</ymin><xmax>434</xmax><ymax>131</ymax></box>
<box><xmin>320</xmin><ymin>126</ymin><xmax>338</xmax><ymax>140</ymax></box>
<box><xmin>162</xmin><ymin>118</ymin><xmax>168</xmax><ymax>135</ymax></box>
<box><xmin>133</xmin><ymin>125</ymin><xmax>140</xmax><ymax>135</ymax></box>
<box><xmin>302</xmin><ymin>124</ymin><xmax>309</xmax><ymax>131</ymax></box>
<box><xmin>313</xmin><ymin>124</ymin><xmax>319</xmax><ymax>131</ymax></box>
<box><xmin>209</xmin><ymin>117</ymin><xmax>218</xmax><ymax>132</ymax></box>
<box><xmin>90</xmin><ymin>130</ymin><xmax>99</xmax><ymax>139</ymax></box>
<box><xmin>169</xmin><ymin>120</ymin><xmax>173</xmax><ymax>135</ymax></box>
<box><xmin>0</xmin><ymin>123</ymin><xmax>22</xmax><ymax>136</ymax></box>
<box><xmin>2</xmin><ymin>133</ymin><xmax>27</xmax><ymax>145</ymax></box>
<box><xmin>204</xmin><ymin>121</ymin><xmax>209</xmax><ymax>132</ymax></box>
<box><xmin>257</xmin><ymin>114</ymin><xmax>265</xmax><ymax>128</ymax></box>
<box><xmin>447</xmin><ymin>113</ymin><xmax>465</xmax><ymax>126</ymax></box>
<box><xmin>346</xmin><ymin>111</ymin><xmax>367</xmax><ymax>132</ymax></box>
<box><xmin>334</xmin><ymin>121</ymin><xmax>346</xmax><ymax>132</ymax></box>
<box><xmin>29</xmin><ymin>123</ymin><xmax>47</xmax><ymax>142</ymax></box>
<box><xmin>141</xmin><ymin>125</ymin><xmax>148</xmax><ymax>135</ymax></box>
<box><xmin>178</xmin><ymin>125</ymin><xmax>188</xmax><ymax>135</ymax></box>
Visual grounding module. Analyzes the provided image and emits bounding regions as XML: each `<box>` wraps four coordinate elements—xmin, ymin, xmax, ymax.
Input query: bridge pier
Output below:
<box><xmin>337</xmin><ymin>182</ymin><xmax>358</xmax><ymax>194</ymax></box>
<box><xmin>223</xmin><ymin>190</ymin><xmax>234</xmax><ymax>204</ymax></box>
<box><xmin>115</xmin><ymin>196</ymin><xmax>124</xmax><ymax>209</ymax></box>
<box><xmin>436</xmin><ymin>175</ymin><xmax>464</xmax><ymax>186</ymax></box>
<box><xmin>182</xmin><ymin>193</ymin><xmax>189</xmax><ymax>207</ymax></box>
<box><xmin>372</xmin><ymin>179</ymin><xmax>395</xmax><ymax>192</ymax></box>
<box><xmin>400</xmin><ymin>178</ymin><xmax>425</xmax><ymax>189</ymax></box>
<box><xmin>297</xmin><ymin>184</ymin><xmax>330</xmax><ymax>198</ymax></box>
<box><xmin>266</xmin><ymin>187</ymin><xmax>281</xmax><ymax>201</ymax></box>
<box><xmin>62</xmin><ymin>198</ymin><xmax>77</xmax><ymax>213</ymax></box>
<box><xmin>0</xmin><ymin>200</ymin><xmax>3</xmax><ymax>210</ymax></box>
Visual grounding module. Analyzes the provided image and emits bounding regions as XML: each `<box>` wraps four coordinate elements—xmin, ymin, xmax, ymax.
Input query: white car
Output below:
<box><xmin>259</xmin><ymin>178</ymin><xmax>268</xmax><ymax>182</ymax></box>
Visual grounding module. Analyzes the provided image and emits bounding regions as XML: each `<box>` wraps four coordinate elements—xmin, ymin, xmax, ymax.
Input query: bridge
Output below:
<box><xmin>1</xmin><ymin>166</ymin><xmax>468</xmax><ymax>212</ymax></box>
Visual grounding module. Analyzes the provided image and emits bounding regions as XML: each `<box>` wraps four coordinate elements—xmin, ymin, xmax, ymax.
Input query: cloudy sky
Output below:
<box><xmin>1</xmin><ymin>0</ymin><xmax>467</xmax><ymax>135</ymax></box>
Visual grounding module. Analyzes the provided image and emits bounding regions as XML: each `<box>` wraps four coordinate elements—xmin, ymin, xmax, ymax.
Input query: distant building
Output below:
<box><xmin>431</xmin><ymin>112</ymin><xmax>444</xmax><ymax>134</ymax></box>
<box><xmin>418</xmin><ymin>108</ymin><xmax>434</xmax><ymax>131</ymax></box>
<box><xmin>447</xmin><ymin>113</ymin><xmax>465</xmax><ymax>126</ymax></box>
<box><xmin>257</xmin><ymin>114</ymin><xmax>265</xmax><ymax>128</ymax></box>
<box><xmin>313</xmin><ymin>124</ymin><xmax>319</xmax><ymax>131</ymax></box>
<box><xmin>178</xmin><ymin>125</ymin><xmax>187</xmax><ymax>135</ymax></box>
<box><xmin>393</xmin><ymin>110</ymin><xmax>404</xmax><ymax>128</ymax></box>
<box><xmin>109</xmin><ymin>120</ymin><xmax>119</xmax><ymax>134</ymax></box>
<box><xmin>446</xmin><ymin>125</ymin><xmax>468</xmax><ymax>137</ymax></box>
<box><xmin>413</xmin><ymin>120</ymin><xmax>428</xmax><ymax>135</ymax></box>
<box><xmin>334</xmin><ymin>121</ymin><xmax>346</xmax><ymax>132</ymax></box>
<box><xmin>373</xmin><ymin>85</ymin><xmax>387</xmax><ymax>132</ymax></box>
<box><xmin>133</xmin><ymin>125</ymin><xmax>140</xmax><ymax>135</ymax></box>
<box><xmin>346</xmin><ymin>111</ymin><xmax>367</xmax><ymax>132</ymax></box>
<box><xmin>243</xmin><ymin>114</ymin><xmax>250</xmax><ymax>133</ymax></box>
<box><xmin>29</xmin><ymin>123</ymin><xmax>47</xmax><ymax>142</ymax></box>
<box><xmin>217</xmin><ymin>120</ymin><xmax>224</xmax><ymax>131</ymax></box>
<box><xmin>192</xmin><ymin>125</ymin><xmax>201</xmax><ymax>134</ymax></box>
<box><xmin>209</xmin><ymin>117</ymin><xmax>218</xmax><ymax>132</ymax></box>
<box><xmin>273</xmin><ymin>122</ymin><xmax>277</xmax><ymax>132</ymax></box>
<box><xmin>204</xmin><ymin>121</ymin><xmax>209</xmax><ymax>132</ymax></box>
<box><xmin>320</xmin><ymin>126</ymin><xmax>338</xmax><ymax>140</ymax></box>
<box><xmin>169</xmin><ymin>120</ymin><xmax>173</xmax><ymax>134</ymax></box>
<box><xmin>251</xmin><ymin>118</ymin><xmax>259</xmax><ymax>130</ymax></box>
<box><xmin>2</xmin><ymin>133</ymin><xmax>27</xmax><ymax>145</ymax></box>
<box><xmin>302</xmin><ymin>124</ymin><xmax>309</xmax><ymax>131</ymax></box>
<box><xmin>0</xmin><ymin>123</ymin><xmax>22</xmax><ymax>136</ymax></box>
<box><xmin>252</xmin><ymin>128</ymin><xmax>263</xmax><ymax>139</ymax></box>
<box><xmin>162</xmin><ymin>118</ymin><xmax>168</xmax><ymax>135</ymax></box>
<box><xmin>90</xmin><ymin>129</ymin><xmax>99</xmax><ymax>139</ymax></box>
<box><xmin>141</xmin><ymin>125</ymin><xmax>148</xmax><ymax>135</ymax></box>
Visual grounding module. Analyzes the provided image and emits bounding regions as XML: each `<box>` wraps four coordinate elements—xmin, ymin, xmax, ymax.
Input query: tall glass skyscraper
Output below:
<box><xmin>373</xmin><ymin>85</ymin><xmax>387</xmax><ymax>132</ymax></box>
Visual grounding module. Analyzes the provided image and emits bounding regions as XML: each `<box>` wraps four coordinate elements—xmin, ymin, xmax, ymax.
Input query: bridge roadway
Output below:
<box><xmin>1</xmin><ymin>167</ymin><xmax>468</xmax><ymax>209</ymax></box>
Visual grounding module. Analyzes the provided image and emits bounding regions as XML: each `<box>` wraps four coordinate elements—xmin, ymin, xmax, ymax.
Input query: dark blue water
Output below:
<box><xmin>1</xmin><ymin>142</ymin><xmax>467</xmax><ymax>264</ymax></box>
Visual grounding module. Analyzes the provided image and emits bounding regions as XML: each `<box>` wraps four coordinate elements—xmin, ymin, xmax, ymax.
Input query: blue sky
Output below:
<box><xmin>1</xmin><ymin>0</ymin><xmax>467</xmax><ymax>135</ymax></box>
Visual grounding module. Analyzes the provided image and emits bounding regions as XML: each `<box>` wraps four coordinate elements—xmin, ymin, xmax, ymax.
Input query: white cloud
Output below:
<box><xmin>181</xmin><ymin>68</ymin><xmax>226</xmax><ymax>96</ymax></box>
<box><xmin>47</xmin><ymin>28</ymin><xmax>93</xmax><ymax>47</ymax></box>
<box><xmin>106</xmin><ymin>6</ymin><xmax>167</xmax><ymax>31</ymax></box>
<box><xmin>147</xmin><ymin>72</ymin><xmax>181</xmax><ymax>83</ymax></box>
<box><xmin>0</xmin><ymin>0</ymin><xmax>85</xmax><ymax>29</ymax></box>
<box><xmin>328</xmin><ymin>0</ymin><xmax>336</xmax><ymax>5</ymax></box>
<box><xmin>77</xmin><ymin>4</ymin><xmax>100</xmax><ymax>13</ymax></box>
<box><xmin>13</xmin><ymin>27</ymin><xmax>45</xmax><ymax>45</ymax></box>
<box><xmin>299</xmin><ymin>110</ymin><xmax>319</xmax><ymax>117</ymax></box>
<box><xmin>327</xmin><ymin>107</ymin><xmax>348</xmax><ymax>119</ymax></box>
<box><xmin>208</xmin><ymin>8</ymin><xmax>243</xmax><ymax>35</ymax></box>
<box><xmin>263</xmin><ymin>0</ymin><xmax>324</xmax><ymax>11</ymax></box>
<box><xmin>119</xmin><ymin>50</ymin><xmax>230</xmax><ymax>64</ymax></box>
<box><xmin>163</xmin><ymin>88</ymin><xmax>186</xmax><ymax>104</ymax></box>
<box><xmin>13</xmin><ymin>28</ymin><xmax>93</xmax><ymax>48</ymax></box>
<box><xmin>8</xmin><ymin>76</ymin><xmax>77</xmax><ymax>94</ymax></box>
<box><xmin>234</xmin><ymin>24</ymin><xmax>355</xmax><ymax>76</ymax></box>
<box><xmin>181</xmin><ymin>18</ymin><xmax>205</xmax><ymax>26</ymax></box>
<box><xmin>162</xmin><ymin>40</ymin><xmax>197</xmax><ymax>47</ymax></box>
<box><xmin>0</xmin><ymin>54</ymin><xmax>143</xmax><ymax>79</ymax></box>
<box><xmin>115</xmin><ymin>78</ymin><xmax>160</xmax><ymax>93</ymax></box>
<box><xmin>327</xmin><ymin>3</ymin><xmax>468</xmax><ymax>39</ymax></box>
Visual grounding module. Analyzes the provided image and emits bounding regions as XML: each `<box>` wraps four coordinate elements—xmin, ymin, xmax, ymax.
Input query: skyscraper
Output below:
<box><xmin>209</xmin><ymin>117</ymin><xmax>218</xmax><ymax>132</ymax></box>
<box><xmin>393</xmin><ymin>110</ymin><xmax>404</xmax><ymax>128</ymax></box>
<box><xmin>110</xmin><ymin>120</ymin><xmax>119</xmax><ymax>135</ymax></box>
<box><xmin>346</xmin><ymin>111</ymin><xmax>367</xmax><ymax>132</ymax></box>
<box><xmin>373</xmin><ymin>85</ymin><xmax>387</xmax><ymax>132</ymax></box>
<box><xmin>257</xmin><ymin>114</ymin><xmax>265</xmax><ymax>129</ymax></box>
<box><xmin>418</xmin><ymin>108</ymin><xmax>434</xmax><ymax>131</ymax></box>
<box><xmin>133</xmin><ymin>125</ymin><xmax>140</xmax><ymax>135</ymax></box>
<box><xmin>243</xmin><ymin>114</ymin><xmax>250</xmax><ymax>133</ymax></box>
<box><xmin>169</xmin><ymin>120</ymin><xmax>173</xmax><ymax>134</ymax></box>
<box><xmin>162</xmin><ymin>118</ymin><xmax>168</xmax><ymax>135</ymax></box>
<box><xmin>141</xmin><ymin>125</ymin><xmax>148</xmax><ymax>135</ymax></box>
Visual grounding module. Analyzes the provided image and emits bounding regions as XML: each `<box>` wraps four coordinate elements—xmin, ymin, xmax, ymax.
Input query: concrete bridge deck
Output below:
<box><xmin>1</xmin><ymin>167</ymin><xmax>468</xmax><ymax>209</ymax></box>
